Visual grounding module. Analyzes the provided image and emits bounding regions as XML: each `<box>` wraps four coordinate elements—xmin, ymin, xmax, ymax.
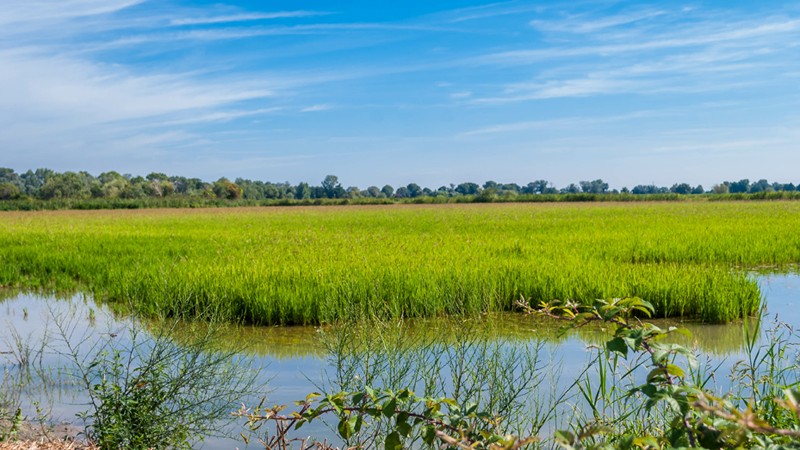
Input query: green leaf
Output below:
<box><xmin>440</xmin><ymin>398</ymin><xmax>458</xmax><ymax>408</ymax></box>
<box><xmin>664</xmin><ymin>395</ymin><xmax>680</xmax><ymax>412</ymax></box>
<box><xmin>397</xmin><ymin>389</ymin><xmax>412</xmax><ymax>401</ymax></box>
<box><xmin>422</xmin><ymin>425</ymin><xmax>436</xmax><ymax>445</ymax></box>
<box><xmin>606</xmin><ymin>337</ymin><xmax>628</xmax><ymax>357</ymax></box>
<box><xmin>633</xmin><ymin>436</ymin><xmax>659</xmax><ymax>448</ymax></box>
<box><xmin>578</xmin><ymin>424</ymin><xmax>610</xmax><ymax>440</ymax></box>
<box><xmin>382</xmin><ymin>398</ymin><xmax>397</xmax><ymax>417</ymax></box>
<box><xmin>665</xmin><ymin>364</ymin><xmax>685</xmax><ymax>378</ymax></box>
<box><xmin>384</xmin><ymin>431</ymin><xmax>402</xmax><ymax>450</ymax></box>
<box><xmin>338</xmin><ymin>416</ymin><xmax>353</xmax><ymax>440</ymax></box>
<box><xmin>397</xmin><ymin>421</ymin><xmax>412</xmax><ymax>437</ymax></box>
<box><xmin>350</xmin><ymin>415</ymin><xmax>362</xmax><ymax>434</ymax></box>
<box><xmin>365</xmin><ymin>386</ymin><xmax>375</xmax><ymax>399</ymax></box>
<box><xmin>554</xmin><ymin>430</ymin><xmax>576</xmax><ymax>446</ymax></box>
<box><xmin>646</xmin><ymin>368</ymin><xmax>667</xmax><ymax>383</ymax></box>
<box><xmin>639</xmin><ymin>384</ymin><xmax>658</xmax><ymax>398</ymax></box>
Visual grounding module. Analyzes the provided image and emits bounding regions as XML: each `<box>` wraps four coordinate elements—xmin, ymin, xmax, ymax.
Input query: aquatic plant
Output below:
<box><xmin>239</xmin><ymin>298</ymin><xmax>800</xmax><ymax>449</ymax></box>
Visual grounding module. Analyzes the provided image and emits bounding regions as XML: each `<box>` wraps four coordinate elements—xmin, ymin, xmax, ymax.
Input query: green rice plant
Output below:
<box><xmin>1</xmin><ymin>202</ymin><xmax>797</xmax><ymax>325</ymax></box>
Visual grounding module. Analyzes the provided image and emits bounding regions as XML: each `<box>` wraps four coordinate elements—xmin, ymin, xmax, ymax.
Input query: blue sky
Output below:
<box><xmin>1</xmin><ymin>1</ymin><xmax>799</xmax><ymax>189</ymax></box>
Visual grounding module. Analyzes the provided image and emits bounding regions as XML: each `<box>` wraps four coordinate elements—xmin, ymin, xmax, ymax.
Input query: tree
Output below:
<box><xmin>39</xmin><ymin>172</ymin><xmax>91</xmax><ymax>199</ymax></box>
<box><xmin>101</xmin><ymin>177</ymin><xmax>129</xmax><ymax>198</ymax></box>
<box><xmin>0</xmin><ymin>168</ymin><xmax>22</xmax><ymax>189</ymax></box>
<box><xmin>321</xmin><ymin>175</ymin><xmax>341</xmax><ymax>198</ymax></box>
<box><xmin>579</xmin><ymin>179</ymin><xmax>608</xmax><ymax>194</ymax></box>
<box><xmin>212</xmin><ymin>178</ymin><xmax>242</xmax><ymax>200</ymax></box>
<box><xmin>0</xmin><ymin>182</ymin><xmax>21</xmax><ymax>200</ymax></box>
<box><xmin>365</xmin><ymin>186</ymin><xmax>381</xmax><ymax>198</ymax></box>
<box><xmin>263</xmin><ymin>184</ymin><xmax>279</xmax><ymax>199</ymax></box>
<box><xmin>670</xmin><ymin>183</ymin><xmax>692</xmax><ymax>195</ymax></box>
<box><xmin>561</xmin><ymin>183</ymin><xmax>581</xmax><ymax>194</ymax></box>
<box><xmin>20</xmin><ymin>169</ymin><xmax>53</xmax><ymax>196</ymax></box>
<box><xmin>524</xmin><ymin>180</ymin><xmax>550</xmax><ymax>194</ymax></box>
<box><xmin>381</xmin><ymin>185</ymin><xmax>394</xmax><ymax>198</ymax></box>
<box><xmin>120</xmin><ymin>183</ymin><xmax>146</xmax><ymax>199</ymax></box>
<box><xmin>455</xmin><ymin>182</ymin><xmax>480</xmax><ymax>196</ymax></box>
<box><xmin>146</xmin><ymin>172</ymin><xmax>168</xmax><ymax>182</ymax></box>
<box><xmin>406</xmin><ymin>183</ymin><xmax>423</xmax><ymax>198</ymax></box>
<box><xmin>295</xmin><ymin>182</ymin><xmax>311</xmax><ymax>200</ymax></box>
<box><xmin>712</xmin><ymin>183</ymin><xmax>730</xmax><ymax>194</ymax></box>
<box><xmin>749</xmin><ymin>179</ymin><xmax>772</xmax><ymax>193</ymax></box>
<box><xmin>346</xmin><ymin>186</ymin><xmax>362</xmax><ymax>198</ymax></box>
<box><xmin>728</xmin><ymin>179</ymin><xmax>750</xmax><ymax>193</ymax></box>
<box><xmin>394</xmin><ymin>186</ymin><xmax>410</xmax><ymax>198</ymax></box>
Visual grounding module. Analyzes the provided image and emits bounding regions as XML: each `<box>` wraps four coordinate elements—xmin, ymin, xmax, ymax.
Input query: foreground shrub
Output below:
<box><xmin>47</xmin><ymin>305</ymin><xmax>260</xmax><ymax>450</ymax></box>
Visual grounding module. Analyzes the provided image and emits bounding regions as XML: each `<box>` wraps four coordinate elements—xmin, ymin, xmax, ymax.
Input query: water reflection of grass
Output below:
<box><xmin>0</xmin><ymin>290</ymin><xmax>754</xmax><ymax>361</ymax></box>
<box><xmin>194</xmin><ymin>312</ymin><xmax>749</xmax><ymax>359</ymax></box>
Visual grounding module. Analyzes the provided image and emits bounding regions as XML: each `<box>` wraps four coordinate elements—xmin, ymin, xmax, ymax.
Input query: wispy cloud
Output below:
<box><xmin>477</xmin><ymin>19</ymin><xmax>800</xmax><ymax>65</ymax></box>
<box><xmin>473</xmin><ymin>78</ymin><xmax>646</xmax><ymax>103</ymax></box>
<box><xmin>460</xmin><ymin>111</ymin><xmax>663</xmax><ymax>136</ymax></box>
<box><xmin>450</xmin><ymin>91</ymin><xmax>472</xmax><ymax>99</ymax></box>
<box><xmin>170</xmin><ymin>11</ymin><xmax>330</xmax><ymax>26</ymax></box>
<box><xmin>442</xmin><ymin>2</ymin><xmax>544</xmax><ymax>23</ymax></box>
<box><xmin>472</xmin><ymin>44</ymin><xmax>781</xmax><ymax>103</ymax></box>
<box><xmin>0</xmin><ymin>0</ymin><xmax>143</xmax><ymax>25</ymax></box>
<box><xmin>91</xmin><ymin>22</ymin><xmax>469</xmax><ymax>48</ymax></box>
<box><xmin>300</xmin><ymin>104</ymin><xmax>333</xmax><ymax>113</ymax></box>
<box><xmin>0</xmin><ymin>50</ymin><xmax>275</xmax><ymax>125</ymax></box>
<box><xmin>156</xmin><ymin>108</ymin><xmax>283</xmax><ymax>126</ymax></box>
<box><xmin>530</xmin><ymin>9</ymin><xmax>666</xmax><ymax>33</ymax></box>
<box><xmin>645</xmin><ymin>138</ymin><xmax>791</xmax><ymax>155</ymax></box>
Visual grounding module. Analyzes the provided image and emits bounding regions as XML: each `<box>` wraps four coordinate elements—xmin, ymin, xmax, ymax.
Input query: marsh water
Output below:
<box><xmin>1</xmin><ymin>273</ymin><xmax>799</xmax><ymax>448</ymax></box>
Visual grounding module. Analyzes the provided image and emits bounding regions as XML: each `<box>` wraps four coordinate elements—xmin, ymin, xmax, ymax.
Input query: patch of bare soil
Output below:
<box><xmin>0</xmin><ymin>419</ymin><xmax>92</xmax><ymax>450</ymax></box>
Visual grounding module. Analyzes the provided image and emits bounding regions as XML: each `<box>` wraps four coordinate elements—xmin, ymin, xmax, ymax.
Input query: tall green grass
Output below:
<box><xmin>2</xmin><ymin>202</ymin><xmax>795</xmax><ymax>324</ymax></box>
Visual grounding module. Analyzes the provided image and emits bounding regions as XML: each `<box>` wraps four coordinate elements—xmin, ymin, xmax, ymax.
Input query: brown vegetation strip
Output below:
<box><xmin>0</xmin><ymin>442</ymin><xmax>96</xmax><ymax>450</ymax></box>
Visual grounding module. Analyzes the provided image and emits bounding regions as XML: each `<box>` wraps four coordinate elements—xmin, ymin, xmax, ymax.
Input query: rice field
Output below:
<box><xmin>1</xmin><ymin>202</ymin><xmax>797</xmax><ymax>325</ymax></box>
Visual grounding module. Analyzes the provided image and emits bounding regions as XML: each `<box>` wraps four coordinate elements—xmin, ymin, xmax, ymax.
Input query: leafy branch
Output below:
<box><xmin>236</xmin><ymin>387</ymin><xmax>537</xmax><ymax>450</ymax></box>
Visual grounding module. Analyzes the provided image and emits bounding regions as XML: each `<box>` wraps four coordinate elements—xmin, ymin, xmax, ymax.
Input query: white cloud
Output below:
<box><xmin>449</xmin><ymin>91</ymin><xmax>472</xmax><ymax>99</ymax></box>
<box><xmin>0</xmin><ymin>50</ymin><xmax>274</xmax><ymax>125</ymax></box>
<box><xmin>0</xmin><ymin>0</ymin><xmax>143</xmax><ymax>25</ymax></box>
<box><xmin>530</xmin><ymin>9</ymin><xmax>666</xmax><ymax>34</ymax></box>
<box><xmin>478</xmin><ymin>19</ymin><xmax>800</xmax><ymax>65</ymax></box>
<box><xmin>460</xmin><ymin>111</ymin><xmax>662</xmax><ymax>136</ymax></box>
<box><xmin>170</xmin><ymin>11</ymin><xmax>329</xmax><ymax>26</ymax></box>
<box><xmin>156</xmin><ymin>108</ymin><xmax>284</xmax><ymax>126</ymax></box>
<box><xmin>300</xmin><ymin>104</ymin><xmax>333</xmax><ymax>113</ymax></box>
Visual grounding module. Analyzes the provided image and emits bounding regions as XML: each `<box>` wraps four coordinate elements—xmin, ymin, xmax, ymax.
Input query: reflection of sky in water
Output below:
<box><xmin>1</xmin><ymin>273</ymin><xmax>798</xmax><ymax>449</ymax></box>
<box><xmin>761</xmin><ymin>273</ymin><xmax>800</xmax><ymax>326</ymax></box>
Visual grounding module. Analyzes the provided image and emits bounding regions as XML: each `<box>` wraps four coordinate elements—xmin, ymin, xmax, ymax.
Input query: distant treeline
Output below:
<box><xmin>0</xmin><ymin>168</ymin><xmax>798</xmax><ymax>210</ymax></box>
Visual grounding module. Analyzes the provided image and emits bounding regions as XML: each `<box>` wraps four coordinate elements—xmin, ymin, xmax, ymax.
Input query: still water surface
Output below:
<box><xmin>1</xmin><ymin>274</ymin><xmax>798</xmax><ymax>448</ymax></box>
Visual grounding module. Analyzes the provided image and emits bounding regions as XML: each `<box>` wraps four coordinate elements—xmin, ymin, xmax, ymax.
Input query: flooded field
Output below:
<box><xmin>1</xmin><ymin>273</ymin><xmax>798</xmax><ymax>448</ymax></box>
